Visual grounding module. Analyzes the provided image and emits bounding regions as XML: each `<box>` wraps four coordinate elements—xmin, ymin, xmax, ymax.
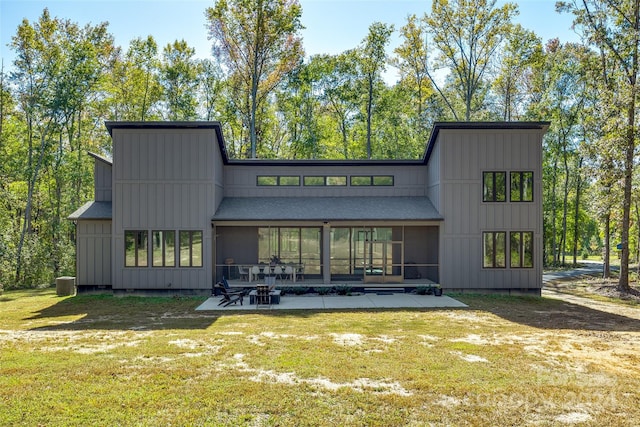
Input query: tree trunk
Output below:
<box><xmin>561</xmin><ymin>143</ymin><xmax>570</xmax><ymax>266</ymax></box>
<box><xmin>366</xmin><ymin>75</ymin><xmax>373</xmax><ymax>159</ymax></box>
<box><xmin>572</xmin><ymin>156</ymin><xmax>583</xmax><ymax>266</ymax></box>
<box><xmin>16</xmin><ymin>126</ymin><xmax>49</xmax><ymax>284</ymax></box>
<box><xmin>618</xmin><ymin>100</ymin><xmax>635</xmax><ymax>293</ymax></box>
<box><xmin>550</xmin><ymin>155</ymin><xmax>559</xmax><ymax>265</ymax></box>
<box><xmin>603</xmin><ymin>212</ymin><xmax>610</xmax><ymax>279</ymax></box>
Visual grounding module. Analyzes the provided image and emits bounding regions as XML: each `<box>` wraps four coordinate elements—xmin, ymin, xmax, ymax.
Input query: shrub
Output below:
<box><xmin>335</xmin><ymin>285</ymin><xmax>352</xmax><ymax>295</ymax></box>
<box><xmin>415</xmin><ymin>286</ymin><xmax>433</xmax><ymax>295</ymax></box>
<box><xmin>316</xmin><ymin>287</ymin><xmax>332</xmax><ymax>295</ymax></box>
<box><xmin>280</xmin><ymin>286</ymin><xmax>309</xmax><ymax>295</ymax></box>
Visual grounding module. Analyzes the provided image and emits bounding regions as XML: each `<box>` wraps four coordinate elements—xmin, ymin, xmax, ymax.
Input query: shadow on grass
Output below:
<box><xmin>454</xmin><ymin>293</ymin><xmax>640</xmax><ymax>332</ymax></box>
<box><xmin>26</xmin><ymin>293</ymin><xmax>222</xmax><ymax>331</ymax></box>
<box><xmin>19</xmin><ymin>289</ymin><xmax>640</xmax><ymax>333</ymax></box>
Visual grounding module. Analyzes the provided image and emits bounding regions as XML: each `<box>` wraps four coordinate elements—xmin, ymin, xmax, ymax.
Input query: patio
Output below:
<box><xmin>196</xmin><ymin>293</ymin><xmax>467</xmax><ymax>310</ymax></box>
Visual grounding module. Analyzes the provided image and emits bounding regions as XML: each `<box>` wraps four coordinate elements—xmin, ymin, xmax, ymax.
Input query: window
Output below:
<box><xmin>373</xmin><ymin>175</ymin><xmax>394</xmax><ymax>186</ymax></box>
<box><xmin>180</xmin><ymin>230</ymin><xmax>203</xmax><ymax>267</ymax></box>
<box><xmin>483</xmin><ymin>172</ymin><xmax>506</xmax><ymax>202</ymax></box>
<box><xmin>350</xmin><ymin>175</ymin><xmax>394</xmax><ymax>186</ymax></box>
<box><xmin>303</xmin><ymin>176</ymin><xmax>348</xmax><ymax>186</ymax></box>
<box><xmin>257</xmin><ymin>176</ymin><xmax>300</xmax><ymax>186</ymax></box>
<box><xmin>510</xmin><ymin>231</ymin><xmax>533</xmax><ymax>268</ymax></box>
<box><xmin>304</xmin><ymin>176</ymin><xmax>325</xmax><ymax>186</ymax></box>
<box><xmin>350</xmin><ymin>176</ymin><xmax>372</xmax><ymax>186</ymax></box>
<box><xmin>510</xmin><ymin>172</ymin><xmax>533</xmax><ymax>202</ymax></box>
<box><xmin>327</xmin><ymin>176</ymin><xmax>347</xmax><ymax>186</ymax></box>
<box><xmin>152</xmin><ymin>230</ymin><xmax>175</xmax><ymax>267</ymax></box>
<box><xmin>279</xmin><ymin>176</ymin><xmax>300</xmax><ymax>186</ymax></box>
<box><xmin>483</xmin><ymin>231</ymin><xmax>506</xmax><ymax>268</ymax></box>
<box><xmin>257</xmin><ymin>176</ymin><xmax>277</xmax><ymax>186</ymax></box>
<box><xmin>125</xmin><ymin>231</ymin><xmax>148</xmax><ymax>267</ymax></box>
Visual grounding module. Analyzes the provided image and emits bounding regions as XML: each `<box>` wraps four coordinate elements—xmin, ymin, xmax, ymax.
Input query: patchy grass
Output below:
<box><xmin>1</xmin><ymin>289</ymin><xmax>640</xmax><ymax>426</ymax></box>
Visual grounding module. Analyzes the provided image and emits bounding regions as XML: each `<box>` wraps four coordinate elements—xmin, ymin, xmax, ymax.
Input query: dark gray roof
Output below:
<box><xmin>88</xmin><ymin>151</ymin><xmax>112</xmax><ymax>165</ymax></box>
<box><xmin>212</xmin><ymin>197</ymin><xmax>442</xmax><ymax>222</ymax></box>
<box><xmin>68</xmin><ymin>201</ymin><xmax>112</xmax><ymax>220</ymax></box>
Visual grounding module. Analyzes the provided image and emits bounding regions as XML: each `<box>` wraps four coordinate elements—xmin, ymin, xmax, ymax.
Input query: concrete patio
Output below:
<box><xmin>196</xmin><ymin>293</ymin><xmax>467</xmax><ymax>311</ymax></box>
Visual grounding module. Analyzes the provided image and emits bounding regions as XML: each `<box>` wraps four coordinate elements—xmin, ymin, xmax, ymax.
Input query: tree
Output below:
<box><xmin>425</xmin><ymin>0</ymin><xmax>517</xmax><ymax>120</ymax></box>
<box><xmin>309</xmin><ymin>52</ymin><xmax>360</xmax><ymax>159</ymax></box>
<box><xmin>198</xmin><ymin>58</ymin><xmax>224</xmax><ymax>121</ymax></box>
<box><xmin>493</xmin><ymin>24</ymin><xmax>543</xmax><ymax>121</ymax></box>
<box><xmin>109</xmin><ymin>36</ymin><xmax>162</xmax><ymax>121</ymax></box>
<box><xmin>393</xmin><ymin>14</ymin><xmax>438</xmax><ymax>139</ymax></box>
<box><xmin>358</xmin><ymin>22</ymin><xmax>393</xmax><ymax>159</ymax></box>
<box><xmin>206</xmin><ymin>0</ymin><xmax>304</xmax><ymax>158</ymax></box>
<box><xmin>160</xmin><ymin>39</ymin><xmax>199</xmax><ymax>120</ymax></box>
<box><xmin>559</xmin><ymin>0</ymin><xmax>640</xmax><ymax>292</ymax></box>
<box><xmin>9</xmin><ymin>9</ymin><xmax>114</xmax><ymax>285</ymax></box>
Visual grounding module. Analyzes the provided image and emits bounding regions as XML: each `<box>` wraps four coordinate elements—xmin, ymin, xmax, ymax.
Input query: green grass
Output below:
<box><xmin>2</xmin><ymin>289</ymin><xmax>640</xmax><ymax>426</ymax></box>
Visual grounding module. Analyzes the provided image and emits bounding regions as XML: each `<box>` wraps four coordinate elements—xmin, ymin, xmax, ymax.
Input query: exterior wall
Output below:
<box><xmin>223</xmin><ymin>164</ymin><xmax>427</xmax><ymax>197</ymax></box>
<box><xmin>94</xmin><ymin>160</ymin><xmax>112</xmax><ymax>202</ymax></box>
<box><xmin>112</xmin><ymin>128</ymin><xmax>219</xmax><ymax>291</ymax></box>
<box><xmin>437</xmin><ymin>129</ymin><xmax>544</xmax><ymax>292</ymax></box>
<box><xmin>76</xmin><ymin>220</ymin><xmax>111</xmax><ymax>287</ymax></box>
<box><xmin>425</xmin><ymin>142</ymin><xmax>441</xmax><ymax>212</ymax></box>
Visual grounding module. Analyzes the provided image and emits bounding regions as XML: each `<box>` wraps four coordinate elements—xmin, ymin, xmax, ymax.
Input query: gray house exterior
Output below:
<box><xmin>69</xmin><ymin>121</ymin><xmax>549</xmax><ymax>295</ymax></box>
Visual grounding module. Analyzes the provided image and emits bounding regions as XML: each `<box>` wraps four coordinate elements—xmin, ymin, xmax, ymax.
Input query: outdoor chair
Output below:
<box><xmin>250</xmin><ymin>265</ymin><xmax>261</xmax><ymax>282</ymax></box>
<box><xmin>283</xmin><ymin>265</ymin><xmax>294</xmax><ymax>282</ymax></box>
<box><xmin>273</xmin><ymin>265</ymin><xmax>283</xmax><ymax>281</ymax></box>
<box><xmin>214</xmin><ymin>277</ymin><xmax>247</xmax><ymax>307</ymax></box>
<box><xmin>238</xmin><ymin>265</ymin><xmax>249</xmax><ymax>281</ymax></box>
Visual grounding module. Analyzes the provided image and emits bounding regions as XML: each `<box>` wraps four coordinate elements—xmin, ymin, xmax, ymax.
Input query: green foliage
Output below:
<box><xmin>335</xmin><ymin>285</ymin><xmax>352</xmax><ymax>295</ymax></box>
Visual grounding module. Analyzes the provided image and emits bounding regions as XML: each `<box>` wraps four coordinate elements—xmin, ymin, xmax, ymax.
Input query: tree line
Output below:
<box><xmin>0</xmin><ymin>0</ymin><xmax>638</xmax><ymax>293</ymax></box>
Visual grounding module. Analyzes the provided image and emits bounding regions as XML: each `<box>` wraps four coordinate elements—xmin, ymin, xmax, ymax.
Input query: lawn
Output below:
<box><xmin>1</xmin><ymin>289</ymin><xmax>640</xmax><ymax>426</ymax></box>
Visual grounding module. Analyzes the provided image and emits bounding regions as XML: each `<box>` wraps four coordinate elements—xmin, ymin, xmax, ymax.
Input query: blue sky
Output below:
<box><xmin>1</xmin><ymin>0</ymin><xmax>579</xmax><ymax>80</ymax></box>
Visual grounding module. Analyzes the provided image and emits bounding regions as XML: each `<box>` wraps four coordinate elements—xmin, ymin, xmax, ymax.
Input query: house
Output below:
<box><xmin>68</xmin><ymin>121</ymin><xmax>549</xmax><ymax>296</ymax></box>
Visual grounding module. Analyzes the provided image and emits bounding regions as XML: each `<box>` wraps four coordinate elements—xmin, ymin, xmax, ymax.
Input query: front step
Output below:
<box><xmin>363</xmin><ymin>287</ymin><xmax>405</xmax><ymax>294</ymax></box>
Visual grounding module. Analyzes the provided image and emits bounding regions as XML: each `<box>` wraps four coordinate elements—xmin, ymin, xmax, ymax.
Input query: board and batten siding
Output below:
<box><xmin>223</xmin><ymin>164</ymin><xmax>427</xmax><ymax>198</ymax></box>
<box><xmin>437</xmin><ymin>128</ymin><xmax>544</xmax><ymax>292</ymax></box>
<box><xmin>76</xmin><ymin>220</ymin><xmax>111</xmax><ymax>286</ymax></box>
<box><xmin>94</xmin><ymin>159</ymin><xmax>112</xmax><ymax>202</ymax></box>
<box><xmin>111</xmin><ymin>128</ymin><xmax>218</xmax><ymax>291</ymax></box>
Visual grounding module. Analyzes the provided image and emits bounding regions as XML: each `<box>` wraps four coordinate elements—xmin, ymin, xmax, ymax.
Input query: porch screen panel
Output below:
<box><xmin>330</xmin><ymin>228</ymin><xmax>351</xmax><ymax>274</ymax></box>
<box><xmin>279</xmin><ymin>228</ymin><xmax>300</xmax><ymax>263</ymax></box>
<box><xmin>301</xmin><ymin>228</ymin><xmax>321</xmax><ymax>274</ymax></box>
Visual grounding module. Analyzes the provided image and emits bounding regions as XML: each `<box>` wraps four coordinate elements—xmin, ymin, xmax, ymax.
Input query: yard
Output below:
<box><xmin>1</xmin><ymin>287</ymin><xmax>640</xmax><ymax>426</ymax></box>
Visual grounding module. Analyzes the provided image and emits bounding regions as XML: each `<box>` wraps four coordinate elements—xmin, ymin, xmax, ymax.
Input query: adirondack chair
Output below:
<box><xmin>214</xmin><ymin>277</ymin><xmax>246</xmax><ymax>307</ymax></box>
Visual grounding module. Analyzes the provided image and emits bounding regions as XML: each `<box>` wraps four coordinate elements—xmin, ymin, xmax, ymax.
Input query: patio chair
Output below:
<box><xmin>273</xmin><ymin>265</ymin><xmax>283</xmax><ymax>281</ymax></box>
<box><xmin>283</xmin><ymin>265</ymin><xmax>294</xmax><ymax>282</ymax></box>
<box><xmin>214</xmin><ymin>277</ymin><xmax>246</xmax><ymax>307</ymax></box>
<box><xmin>238</xmin><ymin>265</ymin><xmax>249</xmax><ymax>281</ymax></box>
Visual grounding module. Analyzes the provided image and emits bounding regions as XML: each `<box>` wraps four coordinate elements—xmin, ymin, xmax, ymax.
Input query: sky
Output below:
<box><xmin>1</xmin><ymin>0</ymin><xmax>580</xmax><ymax>82</ymax></box>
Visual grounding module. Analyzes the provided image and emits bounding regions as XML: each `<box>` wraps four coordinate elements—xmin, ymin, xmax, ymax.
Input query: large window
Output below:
<box><xmin>483</xmin><ymin>231</ymin><xmax>506</xmax><ymax>268</ymax></box>
<box><xmin>152</xmin><ymin>230</ymin><xmax>175</xmax><ymax>267</ymax></box>
<box><xmin>125</xmin><ymin>230</ymin><xmax>148</xmax><ymax>267</ymax></box>
<box><xmin>510</xmin><ymin>231</ymin><xmax>533</xmax><ymax>268</ymax></box>
<box><xmin>258</xmin><ymin>227</ymin><xmax>321</xmax><ymax>274</ymax></box>
<box><xmin>180</xmin><ymin>230</ymin><xmax>203</xmax><ymax>267</ymax></box>
<box><xmin>483</xmin><ymin>172</ymin><xmax>506</xmax><ymax>202</ymax></box>
<box><xmin>510</xmin><ymin>172</ymin><xmax>533</xmax><ymax>202</ymax></box>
